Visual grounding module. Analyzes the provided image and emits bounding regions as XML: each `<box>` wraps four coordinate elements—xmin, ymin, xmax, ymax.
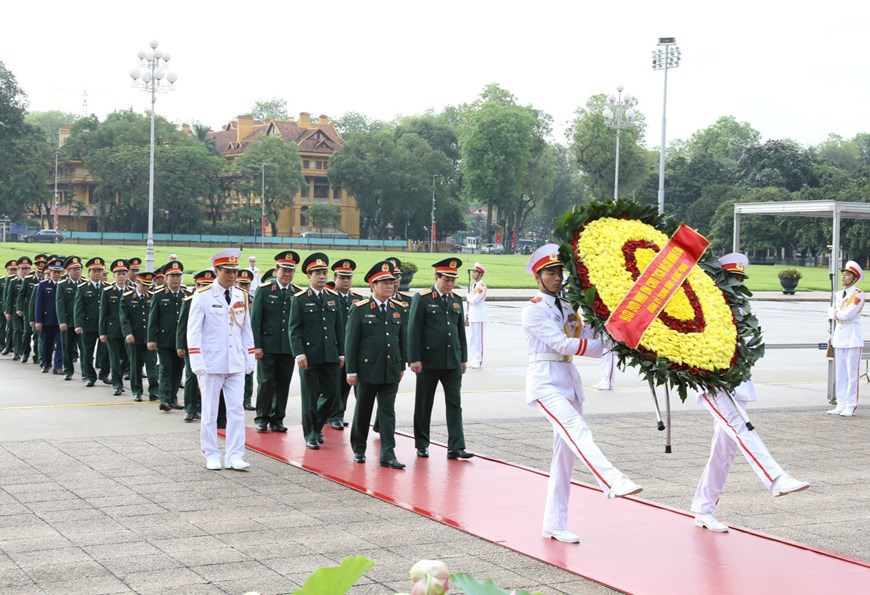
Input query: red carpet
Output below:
<box><xmin>227</xmin><ymin>426</ymin><xmax>870</xmax><ymax>593</ymax></box>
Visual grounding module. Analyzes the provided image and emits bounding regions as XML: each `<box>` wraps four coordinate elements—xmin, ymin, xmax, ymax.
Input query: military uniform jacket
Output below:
<box><xmin>0</xmin><ymin>277</ymin><xmax>6</xmax><ymax>312</ymax></box>
<box><xmin>25</xmin><ymin>279</ymin><xmax>40</xmax><ymax>325</ymax></box>
<box><xmin>13</xmin><ymin>275</ymin><xmax>37</xmax><ymax>316</ymax></box>
<box><xmin>176</xmin><ymin>295</ymin><xmax>192</xmax><ymax>351</ymax></box>
<box><xmin>3</xmin><ymin>275</ymin><xmax>23</xmax><ymax>315</ymax></box>
<box><xmin>407</xmin><ymin>287</ymin><xmax>467</xmax><ymax>369</ymax></box>
<box><xmin>345</xmin><ymin>298</ymin><xmax>406</xmax><ymax>384</ymax></box>
<box><xmin>251</xmin><ymin>281</ymin><xmax>301</xmax><ymax>354</ymax></box>
<box><xmin>831</xmin><ymin>285</ymin><xmax>865</xmax><ymax>348</ymax></box>
<box><xmin>337</xmin><ymin>290</ymin><xmax>363</xmax><ymax>319</ymax></box>
<box><xmin>120</xmin><ymin>289</ymin><xmax>152</xmax><ymax>344</ymax></box>
<box><xmin>147</xmin><ymin>286</ymin><xmax>188</xmax><ymax>348</ymax></box>
<box><xmin>34</xmin><ymin>280</ymin><xmax>60</xmax><ymax>326</ymax></box>
<box><xmin>99</xmin><ymin>284</ymin><xmax>127</xmax><ymax>338</ymax></box>
<box><xmin>289</xmin><ymin>288</ymin><xmax>345</xmax><ymax>364</ymax></box>
<box><xmin>186</xmin><ymin>283</ymin><xmax>255</xmax><ymax>375</ymax></box>
<box><xmin>467</xmin><ymin>280</ymin><xmax>487</xmax><ymax>322</ymax></box>
<box><xmin>73</xmin><ymin>281</ymin><xmax>104</xmax><ymax>332</ymax></box>
<box><xmin>56</xmin><ymin>278</ymin><xmax>83</xmax><ymax>326</ymax></box>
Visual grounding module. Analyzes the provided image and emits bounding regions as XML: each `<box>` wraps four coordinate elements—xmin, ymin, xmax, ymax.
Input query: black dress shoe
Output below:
<box><xmin>85</xmin><ymin>379</ymin><xmax>95</xmax><ymax>387</ymax></box>
<box><xmin>447</xmin><ymin>449</ymin><xmax>475</xmax><ymax>460</ymax></box>
<box><xmin>306</xmin><ymin>440</ymin><xmax>320</xmax><ymax>450</ymax></box>
<box><xmin>342</xmin><ymin>420</ymin><xmax>350</xmax><ymax>427</ymax></box>
<box><xmin>354</xmin><ymin>453</ymin><xmax>366</xmax><ymax>463</ymax></box>
<box><xmin>112</xmin><ymin>388</ymin><xmax>122</xmax><ymax>396</ymax></box>
<box><xmin>159</xmin><ymin>403</ymin><xmax>171</xmax><ymax>412</ymax></box>
<box><xmin>217</xmin><ymin>424</ymin><xmax>226</xmax><ymax>430</ymax></box>
<box><xmin>372</xmin><ymin>424</ymin><xmax>380</xmax><ymax>433</ymax></box>
<box><xmin>11</xmin><ymin>354</ymin><xmax>20</xmax><ymax>361</ymax></box>
<box><xmin>133</xmin><ymin>395</ymin><xmax>143</xmax><ymax>402</ymax></box>
<box><xmin>193</xmin><ymin>413</ymin><xmax>201</xmax><ymax>420</ymax></box>
<box><xmin>169</xmin><ymin>403</ymin><xmax>184</xmax><ymax>410</ymax></box>
<box><xmin>317</xmin><ymin>432</ymin><xmax>324</xmax><ymax>444</ymax></box>
<box><xmin>22</xmin><ymin>358</ymin><xmax>30</xmax><ymax>365</ymax></box>
<box><xmin>380</xmin><ymin>459</ymin><xmax>406</xmax><ymax>469</ymax></box>
<box><xmin>270</xmin><ymin>424</ymin><xmax>288</xmax><ymax>433</ymax></box>
<box><xmin>53</xmin><ymin>369</ymin><xmax>62</xmax><ymax>375</ymax></box>
<box><xmin>64</xmin><ymin>374</ymin><xmax>72</xmax><ymax>381</ymax></box>
<box><xmin>256</xmin><ymin>424</ymin><xmax>269</xmax><ymax>433</ymax></box>
<box><xmin>416</xmin><ymin>448</ymin><xmax>429</xmax><ymax>458</ymax></box>
<box><xmin>123</xmin><ymin>373</ymin><xmax>130</xmax><ymax>380</ymax></box>
<box><xmin>183</xmin><ymin>413</ymin><xmax>194</xmax><ymax>422</ymax></box>
<box><xmin>41</xmin><ymin>367</ymin><xmax>49</xmax><ymax>374</ymax></box>
<box><xmin>99</xmin><ymin>376</ymin><xmax>111</xmax><ymax>385</ymax></box>
<box><xmin>149</xmin><ymin>395</ymin><xmax>159</xmax><ymax>401</ymax></box>
<box><xmin>243</xmin><ymin>404</ymin><xmax>256</xmax><ymax>411</ymax></box>
<box><xmin>1</xmin><ymin>347</ymin><xmax>10</xmax><ymax>355</ymax></box>
<box><xmin>329</xmin><ymin>421</ymin><xmax>344</xmax><ymax>430</ymax></box>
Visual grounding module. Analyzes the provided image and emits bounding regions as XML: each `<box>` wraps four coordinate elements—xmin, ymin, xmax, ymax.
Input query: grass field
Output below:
<box><xmin>0</xmin><ymin>242</ymin><xmax>843</xmax><ymax>291</ymax></box>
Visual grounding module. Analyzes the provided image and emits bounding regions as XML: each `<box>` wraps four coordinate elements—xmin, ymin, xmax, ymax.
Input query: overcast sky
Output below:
<box><xmin>4</xmin><ymin>0</ymin><xmax>869</xmax><ymax>147</ymax></box>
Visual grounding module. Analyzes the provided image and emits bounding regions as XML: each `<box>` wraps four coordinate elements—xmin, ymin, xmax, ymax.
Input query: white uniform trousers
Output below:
<box><xmin>835</xmin><ymin>346</ymin><xmax>862</xmax><ymax>413</ymax></box>
<box><xmin>468</xmin><ymin>322</ymin><xmax>484</xmax><ymax>367</ymax></box>
<box><xmin>199</xmin><ymin>372</ymin><xmax>246</xmax><ymax>464</ymax></box>
<box><xmin>535</xmin><ymin>393</ymin><xmax>627</xmax><ymax>532</ymax></box>
<box><xmin>598</xmin><ymin>349</ymin><xmax>616</xmax><ymax>388</ymax></box>
<box><xmin>691</xmin><ymin>392</ymin><xmax>784</xmax><ymax>515</ymax></box>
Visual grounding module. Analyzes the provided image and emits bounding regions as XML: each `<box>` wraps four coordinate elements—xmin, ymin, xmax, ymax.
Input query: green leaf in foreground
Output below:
<box><xmin>292</xmin><ymin>556</ymin><xmax>374</xmax><ymax>595</ymax></box>
<box><xmin>450</xmin><ymin>572</ymin><xmax>543</xmax><ymax>595</ymax></box>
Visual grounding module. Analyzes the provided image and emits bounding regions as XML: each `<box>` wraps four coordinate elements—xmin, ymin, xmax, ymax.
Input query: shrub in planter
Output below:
<box><xmin>400</xmin><ymin>260</ymin><xmax>418</xmax><ymax>291</ymax></box>
<box><xmin>777</xmin><ymin>268</ymin><xmax>802</xmax><ymax>295</ymax></box>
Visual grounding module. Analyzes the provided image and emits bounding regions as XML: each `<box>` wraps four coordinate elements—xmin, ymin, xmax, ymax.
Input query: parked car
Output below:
<box><xmin>517</xmin><ymin>239</ymin><xmax>535</xmax><ymax>255</ymax></box>
<box><xmin>21</xmin><ymin>229</ymin><xmax>65</xmax><ymax>243</ymax></box>
<box><xmin>301</xmin><ymin>231</ymin><xmax>351</xmax><ymax>240</ymax></box>
<box><xmin>480</xmin><ymin>243</ymin><xmax>505</xmax><ymax>254</ymax></box>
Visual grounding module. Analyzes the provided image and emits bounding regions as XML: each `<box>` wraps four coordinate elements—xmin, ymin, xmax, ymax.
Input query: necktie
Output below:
<box><xmin>442</xmin><ymin>294</ymin><xmax>448</xmax><ymax>307</ymax></box>
<box><xmin>380</xmin><ymin>303</ymin><xmax>387</xmax><ymax>316</ymax></box>
<box><xmin>225</xmin><ymin>289</ymin><xmax>231</xmax><ymax>305</ymax></box>
<box><xmin>843</xmin><ymin>290</ymin><xmax>847</xmax><ymax>299</ymax></box>
<box><xmin>554</xmin><ymin>298</ymin><xmax>563</xmax><ymax>315</ymax></box>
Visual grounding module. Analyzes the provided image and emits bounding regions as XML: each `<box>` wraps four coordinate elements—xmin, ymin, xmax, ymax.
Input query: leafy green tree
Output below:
<box><xmin>25</xmin><ymin>110</ymin><xmax>79</xmax><ymax>145</ymax></box>
<box><xmin>250</xmin><ymin>98</ymin><xmax>289</xmax><ymax>121</ymax></box>
<box><xmin>306</xmin><ymin>203</ymin><xmax>341</xmax><ymax>234</ymax></box>
<box><xmin>684</xmin><ymin>116</ymin><xmax>761</xmax><ymax>165</ymax></box>
<box><xmin>528</xmin><ymin>144</ymin><xmax>584</xmax><ymax>240</ymax></box>
<box><xmin>61</xmin><ymin>110</ymin><xmax>186</xmax><ymax>164</ymax></box>
<box><xmin>0</xmin><ymin>61</ymin><xmax>29</xmax><ymax>218</ymax></box>
<box><xmin>333</xmin><ymin>112</ymin><xmax>389</xmax><ymax>140</ymax></box>
<box><xmin>737</xmin><ymin>139</ymin><xmax>817</xmax><ymax>191</ymax></box>
<box><xmin>684</xmin><ymin>184</ymin><xmax>744</xmax><ymax>237</ymax></box>
<box><xmin>816</xmin><ymin>133</ymin><xmax>862</xmax><ymax>172</ymax></box>
<box><xmin>395</xmin><ymin>114</ymin><xmax>460</xmax><ymax>164</ymax></box>
<box><xmin>234</xmin><ymin>135</ymin><xmax>305</xmax><ymax>236</ymax></box>
<box><xmin>708</xmin><ymin>186</ymin><xmax>793</xmax><ymax>253</ymax></box>
<box><xmin>1</xmin><ymin>123</ymin><xmax>52</xmax><ymax>224</ymax></box>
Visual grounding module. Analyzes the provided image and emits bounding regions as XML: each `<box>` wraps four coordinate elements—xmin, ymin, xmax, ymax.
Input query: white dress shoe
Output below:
<box><xmin>608</xmin><ymin>477</ymin><xmax>643</xmax><ymax>499</ymax></box>
<box><xmin>226</xmin><ymin>459</ymin><xmax>251</xmax><ymax>471</ymax></box>
<box><xmin>694</xmin><ymin>513</ymin><xmax>729</xmax><ymax>533</ymax></box>
<box><xmin>827</xmin><ymin>406</ymin><xmax>845</xmax><ymax>415</ymax></box>
<box><xmin>205</xmin><ymin>459</ymin><xmax>222</xmax><ymax>470</ymax></box>
<box><xmin>840</xmin><ymin>409</ymin><xmax>856</xmax><ymax>417</ymax></box>
<box><xmin>771</xmin><ymin>473</ymin><xmax>810</xmax><ymax>496</ymax></box>
<box><xmin>542</xmin><ymin>529</ymin><xmax>580</xmax><ymax>543</ymax></box>
<box><xmin>592</xmin><ymin>382</ymin><xmax>613</xmax><ymax>391</ymax></box>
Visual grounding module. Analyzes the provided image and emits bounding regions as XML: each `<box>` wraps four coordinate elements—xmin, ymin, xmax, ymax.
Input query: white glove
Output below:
<box><xmin>192</xmin><ymin>367</ymin><xmax>206</xmax><ymax>377</ymax></box>
<box><xmin>245</xmin><ymin>367</ymin><xmax>254</xmax><ymax>375</ymax></box>
<box><xmin>827</xmin><ymin>306</ymin><xmax>835</xmax><ymax>320</ymax></box>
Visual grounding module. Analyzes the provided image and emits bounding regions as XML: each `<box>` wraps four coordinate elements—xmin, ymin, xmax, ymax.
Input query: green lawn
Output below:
<box><xmin>0</xmin><ymin>242</ymin><xmax>839</xmax><ymax>291</ymax></box>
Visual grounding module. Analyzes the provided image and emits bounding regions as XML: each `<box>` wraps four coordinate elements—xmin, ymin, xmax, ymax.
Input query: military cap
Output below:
<box><xmin>526</xmin><ymin>244</ymin><xmax>561</xmax><ymax>275</ymax></box>
<box><xmin>47</xmin><ymin>258</ymin><xmax>64</xmax><ymax>271</ymax></box>
<box><xmin>128</xmin><ymin>257</ymin><xmax>143</xmax><ymax>270</ymax></box>
<box><xmin>432</xmin><ymin>257</ymin><xmax>461</xmax><ymax>278</ymax></box>
<box><xmin>719</xmin><ymin>253</ymin><xmax>749</xmax><ymax>279</ymax></box>
<box><xmin>34</xmin><ymin>253</ymin><xmax>48</xmax><ymax>263</ymax></box>
<box><xmin>134</xmin><ymin>271</ymin><xmax>155</xmax><ymax>285</ymax></box>
<box><xmin>211</xmin><ymin>248</ymin><xmax>240</xmax><ymax>269</ymax></box>
<box><xmin>842</xmin><ymin>260</ymin><xmax>863</xmax><ymax>283</ymax></box>
<box><xmin>385</xmin><ymin>257</ymin><xmax>403</xmax><ymax>277</ymax></box>
<box><xmin>64</xmin><ymin>256</ymin><xmax>83</xmax><ymax>270</ymax></box>
<box><xmin>325</xmin><ymin>280</ymin><xmax>336</xmax><ymax>290</ymax></box>
<box><xmin>110</xmin><ymin>259</ymin><xmax>129</xmax><ymax>273</ymax></box>
<box><xmin>4</xmin><ymin>260</ymin><xmax>17</xmax><ymax>270</ymax></box>
<box><xmin>302</xmin><ymin>252</ymin><xmax>329</xmax><ymax>273</ymax></box>
<box><xmin>47</xmin><ymin>254</ymin><xmax>60</xmax><ymax>262</ymax></box>
<box><xmin>331</xmin><ymin>259</ymin><xmax>356</xmax><ymax>275</ymax></box>
<box><xmin>365</xmin><ymin>260</ymin><xmax>396</xmax><ymax>284</ymax></box>
<box><xmin>85</xmin><ymin>257</ymin><xmax>105</xmax><ymax>270</ymax></box>
<box><xmin>163</xmin><ymin>260</ymin><xmax>184</xmax><ymax>275</ymax></box>
<box><xmin>236</xmin><ymin>269</ymin><xmax>254</xmax><ymax>284</ymax></box>
<box><xmin>17</xmin><ymin>257</ymin><xmax>33</xmax><ymax>268</ymax></box>
<box><xmin>261</xmin><ymin>268</ymin><xmax>275</xmax><ymax>283</ymax></box>
<box><xmin>274</xmin><ymin>250</ymin><xmax>300</xmax><ymax>270</ymax></box>
<box><xmin>193</xmin><ymin>270</ymin><xmax>215</xmax><ymax>284</ymax></box>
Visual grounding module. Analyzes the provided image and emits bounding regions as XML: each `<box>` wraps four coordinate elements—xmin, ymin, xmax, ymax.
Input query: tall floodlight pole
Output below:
<box><xmin>430</xmin><ymin>174</ymin><xmax>440</xmax><ymax>253</ymax></box>
<box><xmin>261</xmin><ymin>163</ymin><xmax>266</xmax><ymax>247</ymax></box>
<box><xmin>130</xmin><ymin>40</ymin><xmax>177</xmax><ymax>273</ymax></box>
<box><xmin>53</xmin><ymin>145</ymin><xmax>60</xmax><ymax>241</ymax></box>
<box><xmin>603</xmin><ymin>85</ymin><xmax>637</xmax><ymax>200</ymax></box>
<box><xmin>652</xmin><ymin>37</ymin><xmax>680</xmax><ymax>215</ymax></box>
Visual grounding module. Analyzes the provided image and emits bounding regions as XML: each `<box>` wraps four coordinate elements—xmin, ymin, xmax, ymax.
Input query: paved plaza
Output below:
<box><xmin>1</xmin><ymin>300</ymin><xmax>868</xmax><ymax>594</ymax></box>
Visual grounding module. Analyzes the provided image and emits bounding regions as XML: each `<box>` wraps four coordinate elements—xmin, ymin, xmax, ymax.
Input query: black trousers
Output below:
<box><xmin>413</xmin><ymin>367</ymin><xmax>466</xmax><ymax>451</ymax></box>
<box><xmin>299</xmin><ymin>362</ymin><xmax>339</xmax><ymax>443</ymax></box>
<box><xmin>329</xmin><ymin>367</ymin><xmax>353</xmax><ymax>423</ymax></box>
<box><xmin>255</xmin><ymin>353</ymin><xmax>295</xmax><ymax>427</ymax></box>
<box><xmin>40</xmin><ymin>325</ymin><xmax>62</xmax><ymax>371</ymax></box>
<box><xmin>60</xmin><ymin>329</ymin><xmax>79</xmax><ymax>376</ymax></box>
<box><xmin>80</xmin><ymin>331</ymin><xmax>99</xmax><ymax>381</ymax></box>
<box><xmin>351</xmin><ymin>381</ymin><xmax>398</xmax><ymax>462</ymax></box>
<box><xmin>157</xmin><ymin>348</ymin><xmax>184</xmax><ymax>405</ymax></box>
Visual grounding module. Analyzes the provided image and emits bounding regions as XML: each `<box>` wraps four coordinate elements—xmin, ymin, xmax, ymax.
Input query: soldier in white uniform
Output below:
<box><xmin>692</xmin><ymin>253</ymin><xmax>810</xmax><ymax>533</ymax></box>
<box><xmin>466</xmin><ymin>262</ymin><xmax>487</xmax><ymax>368</ymax></box>
<box><xmin>828</xmin><ymin>260</ymin><xmax>864</xmax><ymax>417</ymax></box>
<box><xmin>522</xmin><ymin>244</ymin><xmax>642</xmax><ymax>544</ymax></box>
<box><xmin>187</xmin><ymin>249</ymin><xmax>256</xmax><ymax>471</ymax></box>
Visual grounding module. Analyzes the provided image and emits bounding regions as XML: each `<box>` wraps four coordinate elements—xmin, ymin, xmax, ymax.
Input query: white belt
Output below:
<box><xmin>529</xmin><ymin>353</ymin><xmax>573</xmax><ymax>363</ymax></box>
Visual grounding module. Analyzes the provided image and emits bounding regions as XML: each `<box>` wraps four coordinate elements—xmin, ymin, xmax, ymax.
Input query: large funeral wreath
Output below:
<box><xmin>553</xmin><ymin>199</ymin><xmax>765</xmax><ymax>401</ymax></box>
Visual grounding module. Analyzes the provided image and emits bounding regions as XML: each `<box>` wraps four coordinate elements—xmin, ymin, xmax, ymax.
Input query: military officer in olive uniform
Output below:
<box><xmin>1</xmin><ymin>260</ymin><xmax>18</xmax><ymax>355</ymax></box>
<box><xmin>34</xmin><ymin>258</ymin><xmax>64</xmax><ymax>374</ymax></box>
<box><xmin>56</xmin><ymin>256</ymin><xmax>84</xmax><ymax>380</ymax></box>
<box><xmin>408</xmin><ymin>258</ymin><xmax>474</xmax><ymax>460</ymax></box>
<box><xmin>328</xmin><ymin>258</ymin><xmax>362</xmax><ymax>430</ymax></box>
<box><xmin>177</xmin><ymin>270</ymin><xmax>215</xmax><ymax>421</ymax></box>
<box><xmin>128</xmin><ymin>257</ymin><xmax>142</xmax><ymax>283</ymax></box>
<box><xmin>148</xmin><ymin>260</ymin><xmax>188</xmax><ymax>412</ymax></box>
<box><xmin>346</xmin><ymin>261</ymin><xmax>407</xmax><ymax>468</ymax></box>
<box><xmin>251</xmin><ymin>250</ymin><xmax>301</xmax><ymax>432</ymax></box>
<box><xmin>5</xmin><ymin>257</ymin><xmax>34</xmax><ymax>361</ymax></box>
<box><xmin>236</xmin><ymin>269</ymin><xmax>256</xmax><ymax>411</ymax></box>
<box><xmin>120</xmin><ymin>271</ymin><xmax>160</xmax><ymax>402</ymax></box>
<box><xmin>289</xmin><ymin>252</ymin><xmax>346</xmax><ymax>449</ymax></box>
<box><xmin>74</xmin><ymin>257</ymin><xmax>107</xmax><ymax>387</ymax></box>
<box><xmin>19</xmin><ymin>256</ymin><xmax>44</xmax><ymax>365</ymax></box>
<box><xmin>99</xmin><ymin>259</ymin><xmax>130</xmax><ymax>395</ymax></box>
<box><xmin>372</xmin><ymin>257</ymin><xmax>411</xmax><ymax>435</ymax></box>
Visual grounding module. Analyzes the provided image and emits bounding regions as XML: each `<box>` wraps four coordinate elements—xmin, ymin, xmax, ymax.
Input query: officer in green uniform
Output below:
<box><xmin>251</xmin><ymin>250</ymin><xmax>301</xmax><ymax>432</ymax></box>
<box><xmin>289</xmin><ymin>252</ymin><xmax>345</xmax><ymax>449</ymax></box>
<box><xmin>74</xmin><ymin>257</ymin><xmax>106</xmax><ymax>387</ymax></box>
<box><xmin>122</xmin><ymin>257</ymin><xmax>142</xmax><ymax>378</ymax></box>
<box><xmin>177</xmin><ymin>270</ymin><xmax>215</xmax><ymax>421</ymax></box>
<box><xmin>1</xmin><ymin>260</ymin><xmax>17</xmax><ymax>354</ymax></box>
<box><xmin>328</xmin><ymin>258</ymin><xmax>362</xmax><ymax>430</ymax></box>
<box><xmin>408</xmin><ymin>258</ymin><xmax>474</xmax><ymax>460</ymax></box>
<box><xmin>147</xmin><ymin>260</ymin><xmax>188</xmax><ymax>412</ymax></box>
<box><xmin>5</xmin><ymin>257</ymin><xmax>33</xmax><ymax>361</ymax></box>
<box><xmin>19</xmin><ymin>256</ymin><xmax>45</xmax><ymax>365</ymax></box>
<box><xmin>236</xmin><ymin>269</ymin><xmax>257</xmax><ymax>411</ymax></box>
<box><xmin>372</xmin><ymin>257</ymin><xmax>411</xmax><ymax>435</ymax></box>
<box><xmin>346</xmin><ymin>261</ymin><xmax>407</xmax><ymax>468</ymax></box>
<box><xmin>128</xmin><ymin>257</ymin><xmax>142</xmax><ymax>282</ymax></box>
<box><xmin>99</xmin><ymin>259</ymin><xmax>130</xmax><ymax>395</ymax></box>
<box><xmin>119</xmin><ymin>271</ymin><xmax>159</xmax><ymax>401</ymax></box>
<box><xmin>152</xmin><ymin>267</ymin><xmax>166</xmax><ymax>292</ymax></box>
<box><xmin>56</xmin><ymin>256</ymin><xmax>84</xmax><ymax>380</ymax></box>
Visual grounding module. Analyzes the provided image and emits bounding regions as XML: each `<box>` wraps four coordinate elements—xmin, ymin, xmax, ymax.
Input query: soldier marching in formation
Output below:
<box><xmin>100</xmin><ymin>259</ymin><xmax>130</xmax><ymax>396</ymax></box>
<box><xmin>148</xmin><ymin>260</ymin><xmax>188</xmax><ymax>412</ymax></box>
<box><xmin>56</xmin><ymin>256</ymin><xmax>83</xmax><ymax>380</ymax></box>
<box><xmin>34</xmin><ymin>258</ymin><xmax>64</xmax><ymax>374</ymax></box>
<box><xmin>328</xmin><ymin>258</ymin><xmax>362</xmax><ymax>430</ymax></box>
<box><xmin>120</xmin><ymin>271</ymin><xmax>160</xmax><ymax>402</ymax></box>
<box><xmin>236</xmin><ymin>269</ymin><xmax>256</xmax><ymax>412</ymax></box>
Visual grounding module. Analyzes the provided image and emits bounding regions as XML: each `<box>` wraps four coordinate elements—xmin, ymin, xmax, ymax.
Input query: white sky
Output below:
<box><xmin>3</xmin><ymin>0</ymin><xmax>869</xmax><ymax>147</ymax></box>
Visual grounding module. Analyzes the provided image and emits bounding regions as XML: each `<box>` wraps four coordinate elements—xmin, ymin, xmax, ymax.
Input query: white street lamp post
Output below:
<box><xmin>129</xmin><ymin>40</ymin><xmax>177</xmax><ymax>273</ymax></box>
<box><xmin>603</xmin><ymin>85</ymin><xmax>637</xmax><ymax>200</ymax></box>
<box><xmin>652</xmin><ymin>37</ymin><xmax>680</xmax><ymax>215</ymax></box>
<box><xmin>260</xmin><ymin>163</ymin><xmax>269</xmax><ymax>247</ymax></box>
<box><xmin>430</xmin><ymin>174</ymin><xmax>440</xmax><ymax>253</ymax></box>
<box><xmin>53</xmin><ymin>146</ymin><xmax>59</xmax><ymax>241</ymax></box>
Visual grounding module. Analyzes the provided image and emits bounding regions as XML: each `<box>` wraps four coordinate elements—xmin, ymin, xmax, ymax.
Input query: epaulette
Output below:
<box><xmin>77</xmin><ymin>280</ymin><xmax>87</xmax><ymax>287</ymax></box>
<box><xmin>184</xmin><ymin>294</ymin><xmax>194</xmax><ymax>301</ymax></box>
<box><xmin>152</xmin><ymin>286</ymin><xmax>166</xmax><ymax>294</ymax></box>
<box><xmin>389</xmin><ymin>297</ymin><xmax>408</xmax><ymax>308</ymax></box>
<box><xmin>354</xmin><ymin>298</ymin><xmax>370</xmax><ymax>306</ymax></box>
<box><xmin>103</xmin><ymin>285</ymin><xmax>114</xmax><ymax>291</ymax></box>
<box><xmin>123</xmin><ymin>290</ymin><xmax>133</xmax><ymax>297</ymax></box>
<box><xmin>292</xmin><ymin>284</ymin><xmax>303</xmax><ymax>292</ymax></box>
<box><xmin>196</xmin><ymin>285</ymin><xmax>210</xmax><ymax>293</ymax></box>
<box><xmin>350</xmin><ymin>290</ymin><xmax>363</xmax><ymax>298</ymax></box>
<box><xmin>399</xmin><ymin>291</ymin><xmax>414</xmax><ymax>298</ymax></box>
<box><xmin>294</xmin><ymin>288</ymin><xmax>308</xmax><ymax>297</ymax></box>
<box><xmin>325</xmin><ymin>287</ymin><xmax>338</xmax><ymax>295</ymax></box>
<box><xmin>530</xmin><ymin>297</ymin><xmax>542</xmax><ymax>303</ymax></box>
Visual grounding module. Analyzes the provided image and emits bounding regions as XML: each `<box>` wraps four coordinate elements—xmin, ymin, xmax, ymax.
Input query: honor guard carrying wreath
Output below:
<box><xmin>408</xmin><ymin>258</ymin><xmax>473</xmax><ymax>460</ymax></box>
<box><xmin>828</xmin><ymin>260</ymin><xmax>865</xmax><ymax>416</ymax></box>
<box><xmin>522</xmin><ymin>244</ymin><xmax>642</xmax><ymax>544</ymax></box>
<box><xmin>329</xmin><ymin>258</ymin><xmax>362</xmax><ymax>429</ymax></box>
<box><xmin>466</xmin><ymin>262</ymin><xmax>487</xmax><ymax>368</ymax></box>
<box><xmin>187</xmin><ymin>249</ymin><xmax>255</xmax><ymax>471</ymax></box>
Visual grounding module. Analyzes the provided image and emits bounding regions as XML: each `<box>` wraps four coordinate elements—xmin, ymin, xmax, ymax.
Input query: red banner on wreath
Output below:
<box><xmin>604</xmin><ymin>224</ymin><xmax>709</xmax><ymax>349</ymax></box>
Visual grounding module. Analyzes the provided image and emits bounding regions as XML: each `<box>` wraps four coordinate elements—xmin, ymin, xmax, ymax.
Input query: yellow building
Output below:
<box><xmin>53</xmin><ymin>124</ymin><xmax>101</xmax><ymax>233</ymax></box>
<box><xmin>207</xmin><ymin>112</ymin><xmax>360</xmax><ymax>238</ymax></box>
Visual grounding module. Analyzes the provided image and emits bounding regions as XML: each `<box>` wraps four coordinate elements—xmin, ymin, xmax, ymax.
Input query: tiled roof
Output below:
<box><xmin>206</xmin><ymin>117</ymin><xmax>344</xmax><ymax>158</ymax></box>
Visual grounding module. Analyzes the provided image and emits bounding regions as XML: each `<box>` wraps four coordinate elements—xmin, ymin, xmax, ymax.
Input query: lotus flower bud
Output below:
<box><xmin>408</xmin><ymin>559</ymin><xmax>449</xmax><ymax>595</ymax></box>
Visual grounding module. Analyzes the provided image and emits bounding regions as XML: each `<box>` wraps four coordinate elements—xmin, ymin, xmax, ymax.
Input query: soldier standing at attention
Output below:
<box><xmin>74</xmin><ymin>257</ymin><xmax>106</xmax><ymax>387</ymax></box>
<box><xmin>466</xmin><ymin>262</ymin><xmax>487</xmax><ymax>369</ymax></box>
<box><xmin>148</xmin><ymin>260</ymin><xmax>188</xmax><ymax>412</ymax></box>
<box><xmin>120</xmin><ymin>271</ymin><xmax>158</xmax><ymax>402</ymax></box>
<box><xmin>34</xmin><ymin>258</ymin><xmax>64</xmax><ymax>374</ymax></box>
<box><xmin>56</xmin><ymin>256</ymin><xmax>83</xmax><ymax>380</ymax></box>
<box><xmin>99</xmin><ymin>259</ymin><xmax>130</xmax><ymax>396</ymax></box>
<box><xmin>187</xmin><ymin>249</ymin><xmax>255</xmax><ymax>471</ymax></box>
<box><xmin>289</xmin><ymin>253</ymin><xmax>345</xmax><ymax>450</ymax></box>
<box><xmin>251</xmin><ymin>250</ymin><xmax>300</xmax><ymax>433</ymax></box>
<box><xmin>328</xmin><ymin>258</ymin><xmax>361</xmax><ymax>430</ymax></box>
<box><xmin>346</xmin><ymin>261</ymin><xmax>407</xmax><ymax>469</ymax></box>
<box><xmin>408</xmin><ymin>258</ymin><xmax>473</xmax><ymax>460</ymax></box>
<box><xmin>177</xmin><ymin>270</ymin><xmax>215</xmax><ymax>422</ymax></box>
<box><xmin>236</xmin><ymin>269</ymin><xmax>256</xmax><ymax>412</ymax></box>
<box><xmin>828</xmin><ymin>260</ymin><xmax>865</xmax><ymax>417</ymax></box>
<box><xmin>1</xmin><ymin>260</ymin><xmax>18</xmax><ymax>355</ymax></box>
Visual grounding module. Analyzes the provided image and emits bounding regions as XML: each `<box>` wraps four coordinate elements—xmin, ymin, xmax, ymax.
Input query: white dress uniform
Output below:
<box><xmin>595</xmin><ymin>334</ymin><xmax>616</xmax><ymax>390</ymax></box>
<box><xmin>829</xmin><ymin>263</ymin><xmax>864</xmax><ymax>416</ymax></box>
<box><xmin>466</xmin><ymin>263</ymin><xmax>487</xmax><ymax>368</ymax></box>
<box><xmin>522</xmin><ymin>245</ymin><xmax>641</xmax><ymax>538</ymax></box>
<box><xmin>187</xmin><ymin>256</ymin><xmax>255</xmax><ymax>468</ymax></box>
